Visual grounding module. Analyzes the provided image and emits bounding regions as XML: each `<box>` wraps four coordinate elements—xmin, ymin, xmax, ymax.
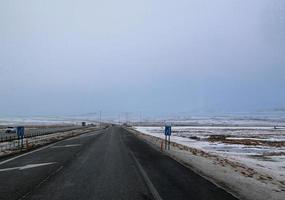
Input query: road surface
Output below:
<box><xmin>0</xmin><ymin>125</ymin><xmax>238</xmax><ymax>200</ymax></box>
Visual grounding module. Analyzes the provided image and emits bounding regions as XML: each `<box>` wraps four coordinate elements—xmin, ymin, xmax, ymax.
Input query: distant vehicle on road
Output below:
<box><xmin>5</xmin><ymin>127</ymin><xmax>16</xmax><ymax>133</ymax></box>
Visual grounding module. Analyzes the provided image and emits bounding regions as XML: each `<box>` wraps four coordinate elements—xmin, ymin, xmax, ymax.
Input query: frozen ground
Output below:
<box><xmin>134</xmin><ymin>126</ymin><xmax>285</xmax><ymax>200</ymax></box>
<box><xmin>131</xmin><ymin>113</ymin><xmax>285</xmax><ymax>127</ymax></box>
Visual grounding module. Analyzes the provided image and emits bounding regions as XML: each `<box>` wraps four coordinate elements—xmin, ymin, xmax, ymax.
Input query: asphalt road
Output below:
<box><xmin>0</xmin><ymin>125</ymin><xmax>238</xmax><ymax>200</ymax></box>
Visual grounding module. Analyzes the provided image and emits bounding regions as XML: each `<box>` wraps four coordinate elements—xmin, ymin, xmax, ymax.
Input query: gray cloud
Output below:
<box><xmin>0</xmin><ymin>0</ymin><xmax>285</xmax><ymax>117</ymax></box>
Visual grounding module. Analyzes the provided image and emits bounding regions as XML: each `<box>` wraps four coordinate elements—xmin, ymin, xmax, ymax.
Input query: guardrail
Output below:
<box><xmin>0</xmin><ymin>126</ymin><xmax>85</xmax><ymax>143</ymax></box>
<box><xmin>0</xmin><ymin>126</ymin><xmax>99</xmax><ymax>156</ymax></box>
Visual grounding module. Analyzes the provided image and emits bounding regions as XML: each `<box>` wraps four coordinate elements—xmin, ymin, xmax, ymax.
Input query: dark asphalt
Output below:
<box><xmin>0</xmin><ymin>126</ymin><xmax>238</xmax><ymax>200</ymax></box>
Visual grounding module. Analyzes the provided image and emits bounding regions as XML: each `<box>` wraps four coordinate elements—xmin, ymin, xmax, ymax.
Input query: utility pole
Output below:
<box><xmin>125</xmin><ymin>112</ymin><xmax>128</xmax><ymax>124</ymax></box>
<box><xmin>99</xmin><ymin>110</ymin><xmax>102</xmax><ymax>128</ymax></box>
<box><xmin>124</xmin><ymin>112</ymin><xmax>131</xmax><ymax>125</ymax></box>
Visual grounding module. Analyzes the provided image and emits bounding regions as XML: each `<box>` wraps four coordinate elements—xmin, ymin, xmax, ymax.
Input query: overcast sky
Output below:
<box><xmin>0</xmin><ymin>0</ymin><xmax>285</xmax><ymax>117</ymax></box>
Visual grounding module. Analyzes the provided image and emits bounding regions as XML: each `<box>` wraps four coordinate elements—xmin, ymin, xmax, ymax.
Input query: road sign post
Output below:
<box><xmin>165</xmin><ymin>135</ymin><xmax>166</xmax><ymax>150</ymax></box>
<box><xmin>168</xmin><ymin>135</ymin><xmax>170</xmax><ymax>150</ymax></box>
<box><xmin>164</xmin><ymin>125</ymin><xmax>171</xmax><ymax>150</ymax></box>
<box><xmin>16</xmin><ymin>126</ymin><xmax>25</xmax><ymax>149</ymax></box>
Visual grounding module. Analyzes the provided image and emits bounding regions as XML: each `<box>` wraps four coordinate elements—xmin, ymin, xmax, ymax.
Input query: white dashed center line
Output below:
<box><xmin>0</xmin><ymin>162</ymin><xmax>56</xmax><ymax>172</ymax></box>
<box><xmin>51</xmin><ymin>144</ymin><xmax>81</xmax><ymax>148</ymax></box>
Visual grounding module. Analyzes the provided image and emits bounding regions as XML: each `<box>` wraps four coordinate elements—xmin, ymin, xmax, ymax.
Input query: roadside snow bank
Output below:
<box><xmin>130</xmin><ymin>127</ymin><xmax>285</xmax><ymax>200</ymax></box>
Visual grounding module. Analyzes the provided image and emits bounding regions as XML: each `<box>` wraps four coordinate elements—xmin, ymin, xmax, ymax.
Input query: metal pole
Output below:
<box><xmin>99</xmin><ymin>111</ymin><xmax>102</xmax><ymax>128</ymax></box>
<box><xmin>125</xmin><ymin>112</ymin><xmax>128</xmax><ymax>124</ymax></box>
<box><xmin>18</xmin><ymin>135</ymin><xmax>20</xmax><ymax>148</ymax></box>
<box><xmin>21</xmin><ymin>136</ymin><xmax>23</xmax><ymax>150</ymax></box>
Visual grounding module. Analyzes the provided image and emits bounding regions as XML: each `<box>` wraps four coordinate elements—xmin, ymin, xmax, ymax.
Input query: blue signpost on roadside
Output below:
<box><xmin>164</xmin><ymin>125</ymin><xmax>171</xmax><ymax>150</ymax></box>
<box><xmin>16</xmin><ymin>126</ymin><xmax>25</xmax><ymax>149</ymax></box>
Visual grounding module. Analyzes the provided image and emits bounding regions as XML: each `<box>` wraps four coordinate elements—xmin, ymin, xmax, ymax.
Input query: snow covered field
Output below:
<box><xmin>133</xmin><ymin>126</ymin><xmax>285</xmax><ymax>200</ymax></box>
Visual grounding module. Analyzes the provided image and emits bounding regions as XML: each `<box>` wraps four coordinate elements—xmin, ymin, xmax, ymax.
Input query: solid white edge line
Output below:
<box><xmin>129</xmin><ymin>151</ymin><xmax>163</xmax><ymax>200</ymax></box>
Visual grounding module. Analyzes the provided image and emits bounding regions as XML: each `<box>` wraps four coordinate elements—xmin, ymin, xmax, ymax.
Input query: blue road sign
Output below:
<box><xmin>16</xmin><ymin>126</ymin><xmax>25</xmax><ymax>138</ymax></box>
<box><xmin>165</xmin><ymin>126</ymin><xmax>171</xmax><ymax>136</ymax></box>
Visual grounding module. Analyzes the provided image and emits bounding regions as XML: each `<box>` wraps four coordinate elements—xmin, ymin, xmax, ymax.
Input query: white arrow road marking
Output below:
<box><xmin>0</xmin><ymin>162</ymin><xmax>56</xmax><ymax>172</ymax></box>
<box><xmin>51</xmin><ymin>144</ymin><xmax>81</xmax><ymax>148</ymax></box>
